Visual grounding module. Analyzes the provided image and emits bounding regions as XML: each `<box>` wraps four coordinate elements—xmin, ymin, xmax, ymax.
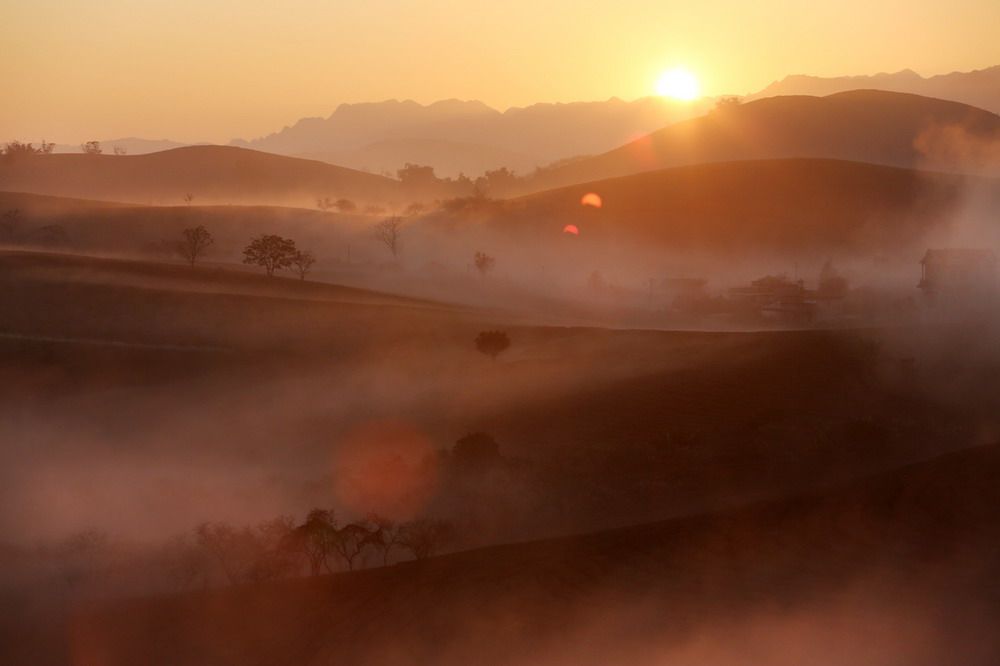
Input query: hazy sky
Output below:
<box><xmin>3</xmin><ymin>0</ymin><xmax>999</xmax><ymax>143</ymax></box>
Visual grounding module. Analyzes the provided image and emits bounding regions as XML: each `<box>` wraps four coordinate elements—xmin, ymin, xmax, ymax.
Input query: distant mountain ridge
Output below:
<box><xmin>747</xmin><ymin>65</ymin><xmax>1000</xmax><ymax>114</ymax></box>
<box><xmin>526</xmin><ymin>89</ymin><xmax>1000</xmax><ymax>192</ymax></box>
<box><xmin>231</xmin><ymin>97</ymin><xmax>714</xmax><ymax>176</ymax></box>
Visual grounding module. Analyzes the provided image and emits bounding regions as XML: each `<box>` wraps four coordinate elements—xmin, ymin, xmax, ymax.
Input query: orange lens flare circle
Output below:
<box><xmin>331</xmin><ymin>420</ymin><xmax>438</xmax><ymax>521</ymax></box>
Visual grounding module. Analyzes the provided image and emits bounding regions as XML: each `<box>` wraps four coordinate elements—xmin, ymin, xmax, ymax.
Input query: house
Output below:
<box><xmin>918</xmin><ymin>249</ymin><xmax>997</xmax><ymax>297</ymax></box>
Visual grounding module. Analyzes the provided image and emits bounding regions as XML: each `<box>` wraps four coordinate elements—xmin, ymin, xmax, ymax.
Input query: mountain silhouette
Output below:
<box><xmin>526</xmin><ymin>90</ymin><xmax>1000</xmax><ymax>191</ymax></box>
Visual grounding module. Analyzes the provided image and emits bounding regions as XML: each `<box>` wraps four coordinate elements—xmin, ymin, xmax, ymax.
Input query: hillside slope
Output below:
<box><xmin>529</xmin><ymin>90</ymin><xmax>1000</xmax><ymax>191</ymax></box>
<box><xmin>747</xmin><ymin>65</ymin><xmax>1000</xmax><ymax>115</ymax></box>
<box><xmin>59</xmin><ymin>443</ymin><xmax>1000</xmax><ymax>666</ymax></box>
<box><xmin>0</xmin><ymin>146</ymin><xmax>401</xmax><ymax>207</ymax></box>
<box><xmin>455</xmin><ymin>158</ymin><xmax>992</xmax><ymax>259</ymax></box>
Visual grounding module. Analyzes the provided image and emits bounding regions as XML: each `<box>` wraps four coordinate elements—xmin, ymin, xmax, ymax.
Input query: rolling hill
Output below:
<box><xmin>448</xmin><ymin>158</ymin><xmax>995</xmax><ymax>259</ymax></box>
<box><xmin>36</xmin><ymin>443</ymin><xmax>1000</xmax><ymax>666</ymax></box>
<box><xmin>0</xmin><ymin>145</ymin><xmax>402</xmax><ymax>207</ymax></box>
<box><xmin>527</xmin><ymin>90</ymin><xmax>1000</xmax><ymax>191</ymax></box>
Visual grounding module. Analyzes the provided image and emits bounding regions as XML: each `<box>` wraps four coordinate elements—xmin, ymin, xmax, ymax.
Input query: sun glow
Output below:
<box><xmin>656</xmin><ymin>67</ymin><xmax>700</xmax><ymax>101</ymax></box>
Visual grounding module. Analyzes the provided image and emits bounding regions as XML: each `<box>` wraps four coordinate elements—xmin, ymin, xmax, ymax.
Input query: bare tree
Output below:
<box><xmin>243</xmin><ymin>234</ymin><xmax>298</xmax><ymax>276</ymax></box>
<box><xmin>474</xmin><ymin>330</ymin><xmax>511</xmax><ymax>360</ymax></box>
<box><xmin>288</xmin><ymin>509</ymin><xmax>338</xmax><ymax>576</ymax></box>
<box><xmin>183</xmin><ymin>192</ymin><xmax>195</xmax><ymax>205</ymax></box>
<box><xmin>81</xmin><ymin>141</ymin><xmax>102</xmax><ymax>155</ymax></box>
<box><xmin>398</xmin><ymin>519</ymin><xmax>453</xmax><ymax>560</ymax></box>
<box><xmin>291</xmin><ymin>250</ymin><xmax>316</xmax><ymax>280</ymax></box>
<box><xmin>317</xmin><ymin>196</ymin><xmax>334</xmax><ymax>211</ymax></box>
<box><xmin>373</xmin><ymin>217</ymin><xmax>402</xmax><ymax>259</ymax></box>
<box><xmin>473</xmin><ymin>251</ymin><xmax>495</xmax><ymax>278</ymax></box>
<box><xmin>363</xmin><ymin>514</ymin><xmax>405</xmax><ymax>567</ymax></box>
<box><xmin>176</xmin><ymin>225</ymin><xmax>214</xmax><ymax>267</ymax></box>
<box><xmin>331</xmin><ymin>523</ymin><xmax>372</xmax><ymax>571</ymax></box>
<box><xmin>113</xmin><ymin>145</ymin><xmax>128</xmax><ymax>155</ymax></box>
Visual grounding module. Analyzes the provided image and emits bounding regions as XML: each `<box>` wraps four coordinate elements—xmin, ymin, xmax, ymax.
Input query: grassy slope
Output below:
<box><xmin>0</xmin><ymin>145</ymin><xmax>401</xmax><ymax>206</ymax></box>
<box><xmin>64</xmin><ymin>443</ymin><xmax>1000</xmax><ymax>666</ymax></box>
<box><xmin>530</xmin><ymin>90</ymin><xmax>1000</xmax><ymax>190</ymax></box>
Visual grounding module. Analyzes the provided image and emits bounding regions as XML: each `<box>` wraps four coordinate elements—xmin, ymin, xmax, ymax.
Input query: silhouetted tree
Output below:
<box><xmin>81</xmin><ymin>141</ymin><xmax>102</xmax><ymax>155</ymax></box>
<box><xmin>473</xmin><ymin>251</ymin><xmax>495</xmax><ymax>277</ymax></box>
<box><xmin>715</xmin><ymin>96</ymin><xmax>742</xmax><ymax>111</ymax></box>
<box><xmin>113</xmin><ymin>145</ymin><xmax>128</xmax><ymax>155</ymax></box>
<box><xmin>317</xmin><ymin>196</ymin><xmax>334</xmax><ymax>211</ymax></box>
<box><xmin>404</xmin><ymin>202</ymin><xmax>426</xmax><ymax>216</ymax></box>
<box><xmin>363</xmin><ymin>514</ymin><xmax>404</xmax><ymax>567</ymax></box>
<box><xmin>331</xmin><ymin>523</ymin><xmax>372</xmax><ymax>571</ymax></box>
<box><xmin>183</xmin><ymin>192</ymin><xmax>195</xmax><ymax>205</ymax></box>
<box><xmin>373</xmin><ymin>217</ymin><xmax>402</xmax><ymax>259</ymax></box>
<box><xmin>177</xmin><ymin>225</ymin><xmax>213</xmax><ymax>267</ymax></box>
<box><xmin>2</xmin><ymin>140</ymin><xmax>54</xmax><ymax>157</ymax></box>
<box><xmin>474</xmin><ymin>167</ymin><xmax>520</xmax><ymax>198</ymax></box>
<box><xmin>334</xmin><ymin>198</ymin><xmax>356</xmax><ymax>213</ymax></box>
<box><xmin>398</xmin><ymin>519</ymin><xmax>453</xmax><ymax>560</ymax></box>
<box><xmin>289</xmin><ymin>509</ymin><xmax>338</xmax><ymax>576</ymax></box>
<box><xmin>452</xmin><ymin>432</ymin><xmax>501</xmax><ymax>470</ymax></box>
<box><xmin>243</xmin><ymin>234</ymin><xmax>298</xmax><ymax>276</ymax></box>
<box><xmin>291</xmin><ymin>250</ymin><xmax>316</xmax><ymax>280</ymax></box>
<box><xmin>474</xmin><ymin>330</ymin><xmax>510</xmax><ymax>360</ymax></box>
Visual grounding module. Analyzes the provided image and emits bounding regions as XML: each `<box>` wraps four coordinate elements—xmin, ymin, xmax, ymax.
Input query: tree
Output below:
<box><xmin>373</xmin><ymin>217</ymin><xmax>402</xmax><ymax>259</ymax></box>
<box><xmin>184</xmin><ymin>192</ymin><xmax>195</xmax><ymax>205</ymax></box>
<box><xmin>363</xmin><ymin>514</ymin><xmax>404</xmax><ymax>567</ymax></box>
<box><xmin>2</xmin><ymin>140</ymin><xmax>53</xmax><ymax>158</ymax></box>
<box><xmin>291</xmin><ymin>250</ymin><xmax>316</xmax><ymax>280</ymax></box>
<box><xmin>81</xmin><ymin>141</ymin><xmax>102</xmax><ymax>155</ymax></box>
<box><xmin>288</xmin><ymin>509</ymin><xmax>338</xmax><ymax>576</ymax></box>
<box><xmin>176</xmin><ymin>225</ymin><xmax>213</xmax><ymax>267</ymax></box>
<box><xmin>317</xmin><ymin>196</ymin><xmax>334</xmax><ymax>211</ymax></box>
<box><xmin>331</xmin><ymin>523</ymin><xmax>372</xmax><ymax>571</ymax></box>
<box><xmin>404</xmin><ymin>202</ymin><xmax>426</xmax><ymax>216</ymax></box>
<box><xmin>113</xmin><ymin>145</ymin><xmax>128</xmax><ymax>155</ymax></box>
<box><xmin>474</xmin><ymin>330</ymin><xmax>510</xmax><ymax>360</ymax></box>
<box><xmin>334</xmin><ymin>198</ymin><xmax>356</xmax><ymax>213</ymax></box>
<box><xmin>452</xmin><ymin>432</ymin><xmax>501</xmax><ymax>471</ymax></box>
<box><xmin>473</xmin><ymin>251</ymin><xmax>495</xmax><ymax>277</ymax></box>
<box><xmin>243</xmin><ymin>234</ymin><xmax>298</xmax><ymax>276</ymax></box>
<box><xmin>398</xmin><ymin>519</ymin><xmax>453</xmax><ymax>560</ymax></box>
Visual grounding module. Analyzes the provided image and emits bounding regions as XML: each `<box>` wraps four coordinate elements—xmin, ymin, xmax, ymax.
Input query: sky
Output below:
<box><xmin>2</xmin><ymin>0</ymin><xmax>999</xmax><ymax>144</ymax></box>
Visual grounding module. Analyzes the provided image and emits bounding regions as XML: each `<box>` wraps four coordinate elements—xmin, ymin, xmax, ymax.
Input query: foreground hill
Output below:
<box><xmin>49</xmin><ymin>443</ymin><xmax>1000</xmax><ymax>666</ymax></box>
<box><xmin>529</xmin><ymin>90</ymin><xmax>1000</xmax><ymax>191</ymax></box>
<box><xmin>451</xmin><ymin>158</ymin><xmax>993</xmax><ymax>260</ymax></box>
<box><xmin>746</xmin><ymin>64</ymin><xmax>1000</xmax><ymax>115</ymax></box>
<box><xmin>0</xmin><ymin>146</ymin><xmax>401</xmax><ymax>207</ymax></box>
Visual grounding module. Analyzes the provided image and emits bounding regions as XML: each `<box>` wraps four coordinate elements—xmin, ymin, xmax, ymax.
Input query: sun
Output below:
<box><xmin>656</xmin><ymin>67</ymin><xmax>700</xmax><ymax>101</ymax></box>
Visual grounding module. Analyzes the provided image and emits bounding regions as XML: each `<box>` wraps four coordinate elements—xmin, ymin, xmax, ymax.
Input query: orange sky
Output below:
<box><xmin>3</xmin><ymin>0</ymin><xmax>999</xmax><ymax>143</ymax></box>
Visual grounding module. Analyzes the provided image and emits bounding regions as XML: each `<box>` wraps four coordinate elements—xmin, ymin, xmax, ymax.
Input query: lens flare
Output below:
<box><xmin>581</xmin><ymin>192</ymin><xmax>603</xmax><ymax>208</ymax></box>
<box><xmin>563</xmin><ymin>224</ymin><xmax>580</xmax><ymax>235</ymax></box>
